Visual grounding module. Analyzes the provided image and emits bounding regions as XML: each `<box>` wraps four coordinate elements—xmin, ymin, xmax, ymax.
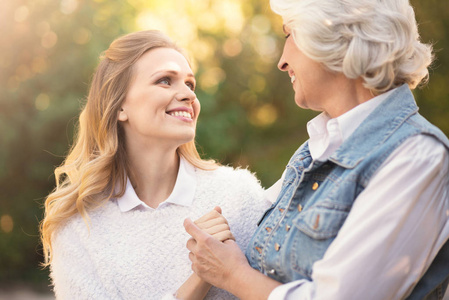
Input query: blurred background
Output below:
<box><xmin>0</xmin><ymin>0</ymin><xmax>448</xmax><ymax>297</ymax></box>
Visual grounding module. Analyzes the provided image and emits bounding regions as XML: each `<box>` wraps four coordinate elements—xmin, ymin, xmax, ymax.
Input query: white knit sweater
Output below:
<box><xmin>50</xmin><ymin>166</ymin><xmax>269</xmax><ymax>299</ymax></box>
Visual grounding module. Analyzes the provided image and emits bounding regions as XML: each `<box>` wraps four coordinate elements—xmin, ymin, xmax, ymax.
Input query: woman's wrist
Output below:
<box><xmin>229</xmin><ymin>265</ymin><xmax>282</xmax><ymax>300</ymax></box>
<box><xmin>175</xmin><ymin>273</ymin><xmax>211</xmax><ymax>300</ymax></box>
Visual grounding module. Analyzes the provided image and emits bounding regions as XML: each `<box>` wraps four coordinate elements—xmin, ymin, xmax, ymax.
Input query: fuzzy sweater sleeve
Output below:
<box><xmin>50</xmin><ymin>221</ymin><xmax>112</xmax><ymax>300</ymax></box>
<box><xmin>218</xmin><ymin>167</ymin><xmax>272</xmax><ymax>252</ymax></box>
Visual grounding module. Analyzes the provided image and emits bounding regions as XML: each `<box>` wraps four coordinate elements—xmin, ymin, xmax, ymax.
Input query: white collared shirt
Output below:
<box><xmin>267</xmin><ymin>89</ymin><xmax>449</xmax><ymax>299</ymax></box>
<box><xmin>116</xmin><ymin>157</ymin><xmax>197</xmax><ymax>212</ymax></box>
<box><xmin>307</xmin><ymin>89</ymin><xmax>395</xmax><ymax>161</ymax></box>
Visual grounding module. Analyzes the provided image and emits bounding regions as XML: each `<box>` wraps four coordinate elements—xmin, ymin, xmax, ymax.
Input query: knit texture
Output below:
<box><xmin>50</xmin><ymin>166</ymin><xmax>269</xmax><ymax>299</ymax></box>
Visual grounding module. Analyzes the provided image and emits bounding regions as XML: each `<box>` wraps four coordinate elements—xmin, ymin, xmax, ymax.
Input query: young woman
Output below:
<box><xmin>185</xmin><ymin>0</ymin><xmax>449</xmax><ymax>299</ymax></box>
<box><xmin>40</xmin><ymin>30</ymin><xmax>270</xmax><ymax>299</ymax></box>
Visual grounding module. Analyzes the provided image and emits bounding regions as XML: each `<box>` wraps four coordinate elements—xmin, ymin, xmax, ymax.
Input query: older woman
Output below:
<box><xmin>185</xmin><ymin>0</ymin><xmax>449</xmax><ymax>299</ymax></box>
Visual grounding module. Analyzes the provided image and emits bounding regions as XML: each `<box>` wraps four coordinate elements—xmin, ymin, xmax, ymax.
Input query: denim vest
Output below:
<box><xmin>246</xmin><ymin>85</ymin><xmax>449</xmax><ymax>299</ymax></box>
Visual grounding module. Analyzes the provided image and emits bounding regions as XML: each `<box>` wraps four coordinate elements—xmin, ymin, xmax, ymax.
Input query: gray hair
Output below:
<box><xmin>271</xmin><ymin>0</ymin><xmax>433</xmax><ymax>94</ymax></box>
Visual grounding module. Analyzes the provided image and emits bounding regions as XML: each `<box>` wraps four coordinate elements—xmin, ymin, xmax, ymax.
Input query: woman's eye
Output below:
<box><xmin>186</xmin><ymin>82</ymin><xmax>195</xmax><ymax>91</ymax></box>
<box><xmin>157</xmin><ymin>77</ymin><xmax>170</xmax><ymax>85</ymax></box>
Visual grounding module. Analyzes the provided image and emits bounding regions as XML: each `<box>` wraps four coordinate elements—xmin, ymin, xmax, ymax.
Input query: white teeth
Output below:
<box><xmin>291</xmin><ymin>75</ymin><xmax>296</xmax><ymax>83</ymax></box>
<box><xmin>169</xmin><ymin>111</ymin><xmax>192</xmax><ymax>119</ymax></box>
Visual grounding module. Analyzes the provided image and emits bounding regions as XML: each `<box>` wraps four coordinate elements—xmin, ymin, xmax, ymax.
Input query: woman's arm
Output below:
<box><xmin>173</xmin><ymin>207</ymin><xmax>235</xmax><ymax>300</ymax></box>
<box><xmin>184</xmin><ymin>219</ymin><xmax>282</xmax><ymax>299</ymax></box>
<box><xmin>173</xmin><ymin>273</ymin><xmax>212</xmax><ymax>300</ymax></box>
<box><xmin>51</xmin><ymin>224</ymin><xmax>111</xmax><ymax>299</ymax></box>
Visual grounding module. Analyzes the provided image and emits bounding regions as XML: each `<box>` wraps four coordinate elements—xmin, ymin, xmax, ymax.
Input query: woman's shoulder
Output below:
<box><xmin>51</xmin><ymin>212</ymin><xmax>85</xmax><ymax>250</ymax></box>
<box><xmin>194</xmin><ymin>165</ymin><xmax>264</xmax><ymax>201</ymax></box>
<box><xmin>197</xmin><ymin>165</ymin><xmax>261</xmax><ymax>186</ymax></box>
<box><xmin>53</xmin><ymin>200</ymin><xmax>117</xmax><ymax>243</ymax></box>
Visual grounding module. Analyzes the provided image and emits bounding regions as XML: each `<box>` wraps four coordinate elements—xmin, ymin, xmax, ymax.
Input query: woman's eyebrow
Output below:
<box><xmin>150</xmin><ymin>69</ymin><xmax>195</xmax><ymax>79</ymax></box>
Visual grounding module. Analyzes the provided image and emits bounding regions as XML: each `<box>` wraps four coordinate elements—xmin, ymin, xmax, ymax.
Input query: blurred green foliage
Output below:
<box><xmin>0</xmin><ymin>0</ymin><xmax>447</xmax><ymax>288</ymax></box>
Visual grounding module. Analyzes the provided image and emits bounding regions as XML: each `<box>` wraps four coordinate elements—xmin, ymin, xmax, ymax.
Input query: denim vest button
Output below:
<box><xmin>278</xmin><ymin>208</ymin><xmax>285</xmax><ymax>213</ymax></box>
<box><xmin>267</xmin><ymin>269</ymin><xmax>276</xmax><ymax>275</ymax></box>
<box><xmin>265</xmin><ymin>227</ymin><xmax>272</xmax><ymax>233</ymax></box>
<box><xmin>312</xmin><ymin>182</ymin><xmax>319</xmax><ymax>190</ymax></box>
<box><xmin>297</xmin><ymin>204</ymin><xmax>303</xmax><ymax>212</ymax></box>
<box><xmin>275</xmin><ymin>243</ymin><xmax>281</xmax><ymax>251</ymax></box>
<box><xmin>255</xmin><ymin>247</ymin><xmax>262</xmax><ymax>254</ymax></box>
<box><xmin>286</xmin><ymin>225</ymin><xmax>291</xmax><ymax>231</ymax></box>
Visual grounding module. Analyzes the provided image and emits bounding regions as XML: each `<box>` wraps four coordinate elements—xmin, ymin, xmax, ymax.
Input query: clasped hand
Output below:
<box><xmin>184</xmin><ymin>206</ymin><xmax>250</xmax><ymax>291</ymax></box>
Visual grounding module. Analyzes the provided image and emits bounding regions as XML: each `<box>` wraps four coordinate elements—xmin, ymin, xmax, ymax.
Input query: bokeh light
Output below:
<box><xmin>0</xmin><ymin>215</ymin><xmax>14</xmax><ymax>233</ymax></box>
<box><xmin>0</xmin><ymin>0</ymin><xmax>447</xmax><ymax>297</ymax></box>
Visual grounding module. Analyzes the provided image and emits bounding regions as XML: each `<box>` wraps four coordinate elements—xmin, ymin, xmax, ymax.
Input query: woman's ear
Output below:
<box><xmin>118</xmin><ymin>108</ymin><xmax>128</xmax><ymax>122</ymax></box>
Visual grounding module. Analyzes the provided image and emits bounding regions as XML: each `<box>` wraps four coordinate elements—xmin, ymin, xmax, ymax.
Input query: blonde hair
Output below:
<box><xmin>271</xmin><ymin>0</ymin><xmax>433</xmax><ymax>94</ymax></box>
<box><xmin>40</xmin><ymin>30</ymin><xmax>217</xmax><ymax>266</ymax></box>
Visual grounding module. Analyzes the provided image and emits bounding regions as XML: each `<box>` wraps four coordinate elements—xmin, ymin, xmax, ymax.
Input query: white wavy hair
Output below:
<box><xmin>270</xmin><ymin>0</ymin><xmax>433</xmax><ymax>94</ymax></box>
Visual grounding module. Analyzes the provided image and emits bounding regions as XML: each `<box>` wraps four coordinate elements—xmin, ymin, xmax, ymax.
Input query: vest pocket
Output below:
<box><xmin>290</xmin><ymin>203</ymin><xmax>350</xmax><ymax>278</ymax></box>
<box><xmin>294</xmin><ymin>203</ymin><xmax>350</xmax><ymax>239</ymax></box>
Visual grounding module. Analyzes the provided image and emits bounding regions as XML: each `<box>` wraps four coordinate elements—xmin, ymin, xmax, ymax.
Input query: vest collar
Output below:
<box><xmin>328</xmin><ymin>84</ymin><xmax>418</xmax><ymax>169</ymax></box>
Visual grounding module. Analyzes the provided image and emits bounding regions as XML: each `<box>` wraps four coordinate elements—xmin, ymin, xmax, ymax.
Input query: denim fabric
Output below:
<box><xmin>246</xmin><ymin>85</ymin><xmax>449</xmax><ymax>299</ymax></box>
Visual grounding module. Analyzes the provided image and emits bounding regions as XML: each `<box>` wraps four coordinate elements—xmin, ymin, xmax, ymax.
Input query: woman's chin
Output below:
<box><xmin>176</xmin><ymin>132</ymin><xmax>196</xmax><ymax>145</ymax></box>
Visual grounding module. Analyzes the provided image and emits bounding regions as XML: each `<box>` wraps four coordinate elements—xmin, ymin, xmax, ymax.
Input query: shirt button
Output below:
<box><xmin>285</xmin><ymin>225</ymin><xmax>291</xmax><ymax>232</ymax></box>
<box><xmin>275</xmin><ymin>243</ymin><xmax>280</xmax><ymax>251</ymax></box>
<box><xmin>312</xmin><ymin>182</ymin><xmax>319</xmax><ymax>190</ymax></box>
<box><xmin>297</xmin><ymin>204</ymin><xmax>303</xmax><ymax>212</ymax></box>
<box><xmin>267</xmin><ymin>269</ymin><xmax>276</xmax><ymax>275</ymax></box>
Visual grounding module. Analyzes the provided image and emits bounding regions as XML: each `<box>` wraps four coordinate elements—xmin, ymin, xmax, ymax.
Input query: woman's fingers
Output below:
<box><xmin>188</xmin><ymin>251</ymin><xmax>195</xmax><ymax>263</ymax></box>
<box><xmin>194</xmin><ymin>207</ymin><xmax>223</xmax><ymax>224</ymax></box>
<box><xmin>201</xmin><ymin>223</ymin><xmax>235</xmax><ymax>242</ymax></box>
<box><xmin>190</xmin><ymin>209</ymin><xmax>234</xmax><ymax>242</ymax></box>
<box><xmin>196</xmin><ymin>216</ymin><xmax>229</xmax><ymax>230</ymax></box>
<box><xmin>204</xmin><ymin>223</ymin><xmax>229</xmax><ymax>235</ymax></box>
<box><xmin>210</xmin><ymin>230</ymin><xmax>235</xmax><ymax>242</ymax></box>
<box><xmin>197</xmin><ymin>217</ymin><xmax>234</xmax><ymax>241</ymax></box>
<box><xmin>186</xmin><ymin>237</ymin><xmax>197</xmax><ymax>252</ymax></box>
<box><xmin>184</xmin><ymin>218</ymin><xmax>210</xmax><ymax>245</ymax></box>
<box><xmin>213</xmin><ymin>206</ymin><xmax>222</xmax><ymax>214</ymax></box>
<box><xmin>184</xmin><ymin>219</ymin><xmax>250</xmax><ymax>291</ymax></box>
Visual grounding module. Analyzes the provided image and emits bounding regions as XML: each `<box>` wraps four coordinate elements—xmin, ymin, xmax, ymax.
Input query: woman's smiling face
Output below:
<box><xmin>118</xmin><ymin>47</ymin><xmax>200</xmax><ymax>149</ymax></box>
<box><xmin>277</xmin><ymin>25</ymin><xmax>341</xmax><ymax>115</ymax></box>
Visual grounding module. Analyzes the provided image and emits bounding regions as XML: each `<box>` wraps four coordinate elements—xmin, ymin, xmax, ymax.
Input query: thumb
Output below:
<box><xmin>214</xmin><ymin>206</ymin><xmax>222</xmax><ymax>214</ymax></box>
<box><xmin>184</xmin><ymin>217</ymin><xmax>208</xmax><ymax>240</ymax></box>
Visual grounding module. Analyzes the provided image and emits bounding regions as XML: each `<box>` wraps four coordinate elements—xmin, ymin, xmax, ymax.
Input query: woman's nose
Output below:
<box><xmin>277</xmin><ymin>45</ymin><xmax>289</xmax><ymax>71</ymax></box>
<box><xmin>176</xmin><ymin>85</ymin><xmax>196</xmax><ymax>102</ymax></box>
<box><xmin>277</xmin><ymin>55</ymin><xmax>288</xmax><ymax>72</ymax></box>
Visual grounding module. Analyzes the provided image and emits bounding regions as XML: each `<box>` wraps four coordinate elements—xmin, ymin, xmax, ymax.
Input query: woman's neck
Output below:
<box><xmin>324</xmin><ymin>77</ymin><xmax>374</xmax><ymax>119</ymax></box>
<box><xmin>126</xmin><ymin>146</ymin><xmax>180</xmax><ymax>209</ymax></box>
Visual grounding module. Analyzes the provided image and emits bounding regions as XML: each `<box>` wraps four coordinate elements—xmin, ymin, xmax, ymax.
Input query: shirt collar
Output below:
<box><xmin>337</xmin><ymin>88</ymin><xmax>396</xmax><ymax>141</ymax></box>
<box><xmin>116</xmin><ymin>157</ymin><xmax>197</xmax><ymax>212</ymax></box>
<box><xmin>307</xmin><ymin>88</ymin><xmax>396</xmax><ymax>161</ymax></box>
